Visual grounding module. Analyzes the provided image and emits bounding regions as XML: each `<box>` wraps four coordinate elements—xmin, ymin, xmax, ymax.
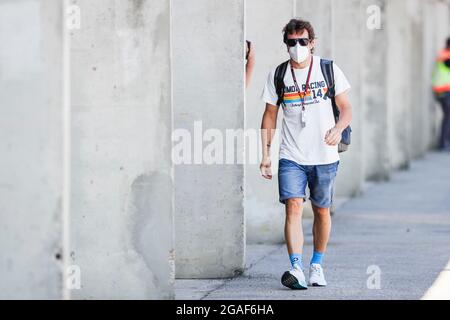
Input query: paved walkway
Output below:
<box><xmin>176</xmin><ymin>152</ymin><xmax>450</xmax><ymax>300</ymax></box>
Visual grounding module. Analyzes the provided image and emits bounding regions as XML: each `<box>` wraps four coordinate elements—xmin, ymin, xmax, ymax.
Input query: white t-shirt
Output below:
<box><xmin>261</xmin><ymin>55</ymin><xmax>351</xmax><ymax>165</ymax></box>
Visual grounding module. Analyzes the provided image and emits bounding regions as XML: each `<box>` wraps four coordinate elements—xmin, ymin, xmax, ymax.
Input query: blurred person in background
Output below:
<box><xmin>246</xmin><ymin>40</ymin><xmax>255</xmax><ymax>88</ymax></box>
<box><xmin>432</xmin><ymin>37</ymin><xmax>450</xmax><ymax>151</ymax></box>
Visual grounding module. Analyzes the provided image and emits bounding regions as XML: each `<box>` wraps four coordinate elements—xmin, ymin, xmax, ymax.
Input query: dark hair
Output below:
<box><xmin>283</xmin><ymin>19</ymin><xmax>316</xmax><ymax>53</ymax></box>
<box><xmin>447</xmin><ymin>37</ymin><xmax>450</xmax><ymax>49</ymax></box>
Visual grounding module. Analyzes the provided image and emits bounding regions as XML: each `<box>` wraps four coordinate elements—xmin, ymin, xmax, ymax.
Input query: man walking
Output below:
<box><xmin>260</xmin><ymin>19</ymin><xmax>353</xmax><ymax>290</ymax></box>
<box><xmin>433</xmin><ymin>37</ymin><xmax>450</xmax><ymax>151</ymax></box>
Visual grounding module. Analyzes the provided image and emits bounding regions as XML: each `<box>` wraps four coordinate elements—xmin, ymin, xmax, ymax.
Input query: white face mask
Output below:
<box><xmin>289</xmin><ymin>44</ymin><xmax>310</xmax><ymax>63</ymax></box>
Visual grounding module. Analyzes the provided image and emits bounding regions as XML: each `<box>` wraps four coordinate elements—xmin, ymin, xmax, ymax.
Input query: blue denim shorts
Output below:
<box><xmin>278</xmin><ymin>158</ymin><xmax>340</xmax><ymax>208</ymax></box>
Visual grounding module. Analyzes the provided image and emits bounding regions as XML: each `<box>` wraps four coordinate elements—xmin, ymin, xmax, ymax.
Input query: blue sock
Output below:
<box><xmin>289</xmin><ymin>254</ymin><xmax>302</xmax><ymax>270</ymax></box>
<box><xmin>310</xmin><ymin>251</ymin><xmax>324</xmax><ymax>265</ymax></box>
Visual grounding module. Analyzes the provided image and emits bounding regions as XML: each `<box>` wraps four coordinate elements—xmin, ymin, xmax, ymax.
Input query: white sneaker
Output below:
<box><xmin>281</xmin><ymin>268</ymin><xmax>308</xmax><ymax>290</ymax></box>
<box><xmin>308</xmin><ymin>264</ymin><xmax>327</xmax><ymax>287</ymax></box>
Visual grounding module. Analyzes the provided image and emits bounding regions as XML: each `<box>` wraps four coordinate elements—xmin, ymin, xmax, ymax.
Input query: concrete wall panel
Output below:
<box><xmin>331</xmin><ymin>0</ymin><xmax>365</xmax><ymax>197</ymax></box>
<box><xmin>361</xmin><ymin>0</ymin><xmax>390</xmax><ymax>181</ymax></box>
<box><xmin>0</xmin><ymin>0</ymin><xmax>64</xmax><ymax>299</ymax></box>
<box><xmin>173</xmin><ymin>0</ymin><xmax>245</xmax><ymax>278</ymax></box>
<box><xmin>70</xmin><ymin>0</ymin><xmax>173</xmax><ymax>299</ymax></box>
<box><xmin>244</xmin><ymin>0</ymin><xmax>294</xmax><ymax>244</ymax></box>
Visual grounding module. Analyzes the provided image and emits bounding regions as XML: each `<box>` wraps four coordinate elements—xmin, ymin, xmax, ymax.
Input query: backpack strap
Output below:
<box><xmin>274</xmin><ymin>60</ymin><xmax>290</xmax><ymax>107</ymax></box>
<box><xmin>320</xmin><ymin>59</ymin><xmax>335</xmax><ymax>98</ymax></box>
<box><xmin>321</xmin><ymin>58</ymin><xmax>352</xmax><ymax>152</ymax></box>
<box><xmin>320</xmin><ymin>59</ymin><xmax>340</xmax><ymax>121</ymax></box>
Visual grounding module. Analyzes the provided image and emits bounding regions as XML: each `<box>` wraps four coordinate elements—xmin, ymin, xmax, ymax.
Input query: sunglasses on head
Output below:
<box><xmin>286</xmin><ymin>38</ymin><xmax>311</xmax><ymax>47</ymax></box>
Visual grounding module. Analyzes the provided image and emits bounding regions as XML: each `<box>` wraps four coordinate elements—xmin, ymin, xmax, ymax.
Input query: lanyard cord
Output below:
<box><xmin>290</xmin><ymin>57</ymin><xmax>314</xmax><ymax>111</ymax></box>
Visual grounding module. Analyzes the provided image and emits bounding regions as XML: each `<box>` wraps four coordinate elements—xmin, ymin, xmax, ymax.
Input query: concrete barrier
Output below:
<box><xmin>244</xmin><ymin>0</ymin><xmax>294</xmax><ymax>244</ymax></box>
<box><xmin>70</xmin><ymin>0</ymin><xmax>174</xmax><ymax>299</ymax></box>
<box><xmin>173</xmin><ymin>0</ymin><xmax>246</xmax><ymax>278</ymax></box>
<box><xmin>361</xmin><ymin>0</ymin><xmax>390</xmax><ymax>181</ymax></box>
<box><xmin>0</xmin><ymin>0</ymin><xmax>64</xmax><ymax>299</ymax></box>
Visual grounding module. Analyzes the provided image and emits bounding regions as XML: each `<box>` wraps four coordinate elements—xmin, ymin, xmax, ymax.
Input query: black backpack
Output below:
<box><xmin>274</xmin><ymin>59</ymin><xmax>352</xmax><ymax>153</ymax></box>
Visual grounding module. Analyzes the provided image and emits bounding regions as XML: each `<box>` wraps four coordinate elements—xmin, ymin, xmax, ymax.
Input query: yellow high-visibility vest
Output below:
<box><xmin>432</xmin><ymin>50</ymin><xmax>450</xmax><ymax>94</ymax></box>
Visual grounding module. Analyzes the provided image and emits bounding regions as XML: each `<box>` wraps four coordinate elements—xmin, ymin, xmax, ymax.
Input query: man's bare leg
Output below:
<box><xmin>311</xmin><ymin>204</ymin><xmax>332</xmax><ymax>256</ymax></box>
<box><xmin>281</xmin><ymin>198</ymin><xmax>308</xmax><ymax>289</ymax></box>
<box><xmin>285</xmin><ymin>198</ymin><xmax>304</xmax><ymax>257</ymax></box>
<box><xmin>307</xmin><ymin>204</ymin><xmax>331</xmax><ymax>286</ymax></box>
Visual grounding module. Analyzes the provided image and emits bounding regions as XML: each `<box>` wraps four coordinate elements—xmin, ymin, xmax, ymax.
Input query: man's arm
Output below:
<box><xmin>245</xmin><ymin>43</ymin><xmax>255</xmax><ymax>88</ymax></box>
<box><xmin>325</xmin><ymin>90</ymin><xmax>353</xmax><ymax>146</ymax></box>
<box><xmin>260</xmin><ymin>104</ymin><xmax>279</xmax><ymax>179</ymax></box>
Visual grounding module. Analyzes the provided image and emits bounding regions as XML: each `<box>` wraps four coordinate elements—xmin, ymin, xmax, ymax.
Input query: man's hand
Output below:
<box><xmin>260</xmin><ymin>157</ymin><xmax>273</xmax><ymax>180</ymax></box>
<box><xmin>325</xmin><ymin>126</ymin><xmax>343</xmax><ymax>146</ymax></box>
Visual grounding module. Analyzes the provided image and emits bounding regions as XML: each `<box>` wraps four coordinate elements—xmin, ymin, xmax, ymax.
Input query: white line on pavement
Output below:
<box><xmin>422</xmin><ymin>259</ymin><xmax>450</xmax><ymax>300</ymax></box>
